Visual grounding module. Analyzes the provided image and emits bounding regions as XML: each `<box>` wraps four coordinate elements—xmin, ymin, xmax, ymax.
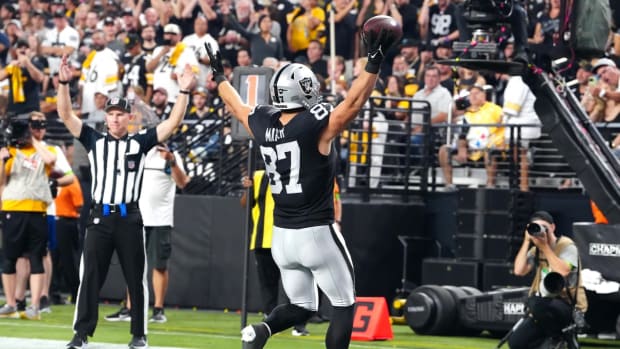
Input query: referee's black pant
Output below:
<box><xmin>73</xmin><ymin>205</ymin><xmax>148</xmax><ymax>338</ymax></box>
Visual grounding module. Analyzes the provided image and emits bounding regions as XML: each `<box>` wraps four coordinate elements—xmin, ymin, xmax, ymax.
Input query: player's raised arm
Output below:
<box><xmin>205</xmin><ymin>43</ymin><xmax>254</xmax><ymax>138</ymax></box>
<box><xmin>320</xmin><ymin>16</ymin><xmax>402</xmax><ymax>143</ymax></box>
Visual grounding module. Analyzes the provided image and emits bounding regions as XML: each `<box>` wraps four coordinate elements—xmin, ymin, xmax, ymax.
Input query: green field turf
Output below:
<box><xmin>0</xmin><ymin>303</ymin><xmax>617</xmax><ymax>348</ymax></box>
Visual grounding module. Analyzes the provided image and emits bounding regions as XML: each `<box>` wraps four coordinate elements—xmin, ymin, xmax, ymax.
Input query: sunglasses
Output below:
<box><xmin>29</xmin><ymin>120</ymin><xmax>47</xmax><ymax>129</ymax></box>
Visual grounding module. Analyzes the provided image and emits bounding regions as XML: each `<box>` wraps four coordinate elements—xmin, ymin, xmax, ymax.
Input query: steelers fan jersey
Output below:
<box><xmin>248</xmin><ymin>103</ymin><xmax>336</xmax><ymax>229</ymax></box>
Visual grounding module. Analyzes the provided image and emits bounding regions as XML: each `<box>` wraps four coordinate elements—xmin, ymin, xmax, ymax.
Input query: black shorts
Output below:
<box><xmin>1</xmin><ymin>211</ymin><xmax>48</xmax><ymax>260</ymax></box>
<box><xmin>145</xmin><ymin>226</ymin><xmax>172</xmax><ymax>270</ymax></box>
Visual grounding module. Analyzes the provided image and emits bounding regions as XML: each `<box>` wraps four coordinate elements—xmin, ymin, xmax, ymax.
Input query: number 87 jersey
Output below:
<box><xmin>248</xmin><ymin>103</ymin><xmax>337</xmax><ymax>229</ymax></box>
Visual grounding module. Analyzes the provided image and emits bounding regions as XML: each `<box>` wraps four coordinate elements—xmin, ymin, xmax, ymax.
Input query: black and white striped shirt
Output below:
<box><xmin>78</xmin><ymin>124</ymin><xmax>158</xmax><ymax>204</ymax></box>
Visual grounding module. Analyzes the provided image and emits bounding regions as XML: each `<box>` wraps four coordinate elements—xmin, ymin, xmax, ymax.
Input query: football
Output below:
<box><xmin>362</xmin><ymin>15</ymin><xmax>403</xmax><ymax>45</ymax></box>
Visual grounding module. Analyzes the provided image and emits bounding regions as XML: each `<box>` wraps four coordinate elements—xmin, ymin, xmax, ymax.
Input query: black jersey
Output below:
<box><xmin>249</xmin><ymin>103</ymin><xmax>336</xmax><ymax>229</ymax></box>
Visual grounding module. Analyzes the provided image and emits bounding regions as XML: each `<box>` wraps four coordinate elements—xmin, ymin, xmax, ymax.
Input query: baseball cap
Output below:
<box><xmin>6</xmin><ymin>19</ymin><xmax>22</xmax><ymax>31</ymax></box>
<box><xmin>530</xmin><ymin>211</ymin><xmax>554</xmax><ymax>225</ymax></box>
<box><xmin>103</xmin><ymin>16</ymin><xmax>115</xmax><ymax>26</ymax></box>
<box><xmin>399</xmin><ymin>37</ymin><xmax>419</xmax><ymax>49</ymax></box>
<box><xmin>121</xmin><ymin>7</ymin><xmax>134</xmax><ymax>16</ymax></box>
<box><xmin>33</xmin><ymin>9</ymin><xmax>45</xmax><ymax>17</ymax></box>
<box><xmin>163</xmin><ymin>23</ymin><xmax>181</xmax><ymax>35</ymax></box>
<box><xmin>124</xmin><ymin>33</ymin><xmax>140</xmax><ymax>48</ymax></box>
<box><xmin>15</xmin><ymin>38</ymin><xmax>29</xmax><ymax>48</ymax></box>
<box><xmin>153</xmin><ymin>87</ymin><xmax>168</xmax><ymax>95</ymax></box>
<box><xmin>592</xmin><ymin>58</ymin><xmax>616</xmax><ymax>74</ymax></box>
<box><xmin>193</xmin><ymin>86</ymin><xmax>207</xmax><ymax>96</ymax></box>
<box><xmin>105</xmin><ymin>97</ymin><xmax>131</xmax><ymax>113</ymax></box>
<box><xmin>53</xmin><ymin>9</ymin><xmax>65</xmax><ymax>18</ymax></box>
<box><xmin>52</xmin><ymin>0</ymin><xmax>65</xmax><ymax>5</ymax></box>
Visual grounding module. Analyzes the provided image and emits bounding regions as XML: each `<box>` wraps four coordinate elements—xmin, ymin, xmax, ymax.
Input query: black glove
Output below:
<box><xmin>362</xmin><ymin>27</ymin><xmax>401</xmax><ymax>74</ymax></box>
<box><xmin>49</xmin><ymin>178</ymin><xmax>58</xmax><ymax>199</ymax></box>
<box><xmin>204</xmin><ymin>43</ymin><xmax>226</xmax><ymax>85</ymax></box>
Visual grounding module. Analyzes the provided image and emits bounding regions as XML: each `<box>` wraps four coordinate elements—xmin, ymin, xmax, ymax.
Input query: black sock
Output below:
<box><xmin>325</xmin><ymin>305</ymin><xmax>355</xmax><ymax>349</ymax></box>
<box><xmin>264</xmin><ymin>304</ymin><xmax>314</xmax><ymax>334</ymax></box>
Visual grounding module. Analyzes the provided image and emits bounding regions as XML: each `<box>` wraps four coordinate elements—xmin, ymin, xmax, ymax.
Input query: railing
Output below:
<box><xmin>168</xmin><ymin>99</ymin><xmax>620</xmax><ymax>200</ymax></box>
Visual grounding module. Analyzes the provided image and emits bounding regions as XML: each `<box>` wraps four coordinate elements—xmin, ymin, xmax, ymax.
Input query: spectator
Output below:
<box><xmin>140</xmin><ymin>25</ymin><xmax>158</xmax><ymax>55</ymax></box>
<box><xmin>306</xmin><ymin>39</ymin><xmax>328</xmax><ymax>79</ymax></box>
<box><xmin>101</xmin><ymin>16</ymin><xmax>125</xmax><ymax>58</ymax></box>
<box><xmin>147</xmin><ymin>23</ymin><xmax>199</xmax><ymax>104</ymax></box>
<box><xmin>151</xmin><ymin>87</ymin><xmax>173</xmax><ymax>121</ymax></box>
<box><xmin>391</xmin><ymin>54</ymin><xmax>419</xmax><ymax>97</ymax></box>
<box><xmin>82</xmin><ymin>11</ymin><xmax>99</xmax><ymax>40</ymax></box>
<box><xmin>40</xmin><ymin>9</ymin><xmax>80</xmax><ymax>76</ymax></box>
<box><xmin>502</xmin><ymin>75</ymin><xmax>541</xmax><ymax>192</ymax></box>
<box><xmin>223</xmin><ymin>8</ymin><xmax>284</xmax><ymax>66</ymax></box>
<box><xmin>0</xmin><ymin>38</ymin><xmax>46</xmax><ymax>115</ymax></box>
<box><xmin>217</xmin><ymin>0</ymin><xmax>253</xmax><ymax>66</ymax></box>
<box><xmin>286</xmin><ymin>0</ymin><xmax>326</xmax><ymax>60</ymax></box>
<box><xmin>395</xmin><ymin>0</ymin><xmax>420</xmax><ymax>41</ymax></box>
<box><xmin>438</xmin><ymin>85</ymin><xmax>504</xmax><ymax>188</ymax></box>
<box><xmin>79</xmin><ymin>29</ymin><xmax>121</xmax><ymax>116</ymax></box>
<box><xmin>121</xmin><ymin>7</ymin><xmax>139</xmax><ymax>34</ymax></box>
<box><xmin>412</xmin><ymin>66</ymin><xmax>451</xmax><ymax>125</ymax></box>
<box><xmin>187</xmin><ymin>86</ymin><xmax>215</xmax><ymax>121</ymax></box>
<box><xmin>29</xmin><ymin>10</ymin><xmax>49</xmax><ymax>43</ymax></box>
<box><xmin>182</xmin><ymin>15</ymin><xmax>219</xmax><ymax>87</ymax></box>
<box><xmin>325</xmin><ymin>0</ymin><xmax>358</xmax><ymax>61</ymax></box>
<box><xmin>237</xmin><ymin>48</ymin><xmax>254</xmax><ymax>67</ymax></box>
<box><xmin>418</xmin><ymin>0</ymin><xmax>459</xmax><ymax>46</ymax></box>
<box><xmin>572</xmin><ymin>60</ymin><xmax>593</xmax><ymax>101</ymax></box>
<box><xmin>121</xmin><ymin>33</ymin><xmax>152</xmax><ymax>101</ymax></box>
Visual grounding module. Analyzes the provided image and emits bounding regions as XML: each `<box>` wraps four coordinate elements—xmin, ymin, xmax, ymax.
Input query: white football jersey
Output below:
<box><xmin>43</xmin><ymin>25</ymin><xmax>80</xmax><ymax>75</ymax></box>
<box><xmin>81</xmin><ymin>48</ymin><xmax>121</xmax><ymax>114</ymax></box>
<box><xmin>182</xmin><ymin>33</ymin><xmax>219</xmax><ymax>87</ymax></box>
<box><xmin>503</xmin><ymin>76</ymin><xmax>541</xmax><ymax>140</ymax></box>
<box><xmin>150</xmin><ymin>45</ymin><xmax>199</xmax><ymax>103</ymax></box>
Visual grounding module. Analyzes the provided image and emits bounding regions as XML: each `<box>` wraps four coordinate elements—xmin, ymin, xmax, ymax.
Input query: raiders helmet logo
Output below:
<box><xmin>299</xmin><ymin>77</ymin><xmax>313</xmax><ymax>95</ymax></box>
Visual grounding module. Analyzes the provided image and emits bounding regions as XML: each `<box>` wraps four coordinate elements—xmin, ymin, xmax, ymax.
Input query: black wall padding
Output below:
<box><xmin>341</xmin><ymin>201</ymin><xmax>426</xmax><ymax>303</ymax></box>
<box><xmin>100</xmin><ymin>196</ymin><xmax>263</xmax><ymax>311</ymax></box>
<box><xmin>100</xmin><ymin>197</ymin><xmax>426</xmax><ymax>310</ymax></box>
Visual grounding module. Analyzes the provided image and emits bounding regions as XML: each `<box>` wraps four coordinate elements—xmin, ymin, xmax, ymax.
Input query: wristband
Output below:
<box><xmin>59</xmin><ymin>80</ymin><xmax>70</xmax><ymax>85</ymax></box>
<box><xmin>179</xmin><ymin>89</ymin><xmax>190</xmax><ymax>95</ymax></box>
<box><xmin>214</xmin><ymin>74</ymin><xmax>227</xmax><ymax>85</ymax></box>
<box><xmin>599</xmin><ymin>89</ymin><xmax>607</xmax><ymax>99</ymax></box>
<box><xmin>365</xmin><ymin>61</ymin><xmax>381</xmax><ymax>74</ymax></box>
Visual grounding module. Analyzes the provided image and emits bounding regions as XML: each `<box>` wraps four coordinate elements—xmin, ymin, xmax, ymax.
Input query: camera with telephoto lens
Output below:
<box><xmin>0</xmin><ymin>115</ymin><xmax>31</xmax><ymax>149</ymax></box>
<box><xmin>454</xmin><ymin>95</ymin><xmax>471</xmax><ymax>110</ymax></box>
<box><xmin>526</xmin><ymin>222</ymin><xmax>547</xmax><ymax>237</ymax></box>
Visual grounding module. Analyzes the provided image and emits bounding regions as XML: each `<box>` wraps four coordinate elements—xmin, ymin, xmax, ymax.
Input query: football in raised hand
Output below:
<box><xmin>362</xmin><ymin>15</ymin><xmax>403</xmax><ymax>48</ymax></box>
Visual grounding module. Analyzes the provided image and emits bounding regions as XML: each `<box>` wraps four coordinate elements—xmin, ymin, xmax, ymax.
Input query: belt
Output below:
<box><xmin>92</xmin><ymin>202</ymin><xmax>139</xmax><ymax>217</ymax></box>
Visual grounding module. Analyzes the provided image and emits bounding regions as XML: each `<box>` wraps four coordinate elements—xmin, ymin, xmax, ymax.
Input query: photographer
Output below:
<box><xmin>510</xmin><ymin>211</ymin><xmax>588</xmax><ymax>349</ymax></box>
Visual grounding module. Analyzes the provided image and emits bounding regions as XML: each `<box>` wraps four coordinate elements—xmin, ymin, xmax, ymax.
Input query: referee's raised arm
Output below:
<box><xmin>56</xmin><ymin>55</ymin><xmax>82</xmax><ymax>138</ymax></box>
<box><xmin>155</xmin><ymin>64</ymin><xmax>196</xmax><ymax>143</ymax></box>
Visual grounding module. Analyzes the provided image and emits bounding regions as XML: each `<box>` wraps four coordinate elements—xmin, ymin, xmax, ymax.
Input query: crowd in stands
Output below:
<box><xmin>0</xmin><ymin>0</ymin><xmax>619</xmax><ymax>192</ymax></box>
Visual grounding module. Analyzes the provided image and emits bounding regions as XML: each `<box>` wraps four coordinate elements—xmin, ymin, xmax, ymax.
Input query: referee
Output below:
<box><xmin>56</xmin><ymin>54</ymin><xmax>195</xmax><ymax>349</ymax></box>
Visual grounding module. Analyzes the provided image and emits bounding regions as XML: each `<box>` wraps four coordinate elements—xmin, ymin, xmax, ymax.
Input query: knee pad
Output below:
<box><xmin>3</xmin><ymin>258</ymin><xmax>17</xmax><ymax>274</ymax></box>
<box><xmin>29</xmin><ymin>255</ymin><xmax>44</xmax><ymax>274</ymax></box>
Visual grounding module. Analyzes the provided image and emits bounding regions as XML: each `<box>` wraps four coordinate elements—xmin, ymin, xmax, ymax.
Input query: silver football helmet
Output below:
<box><xmin>270</xmin><ymin>63</ymin><xmax>321</xmax><ymax>110</ymax></box>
